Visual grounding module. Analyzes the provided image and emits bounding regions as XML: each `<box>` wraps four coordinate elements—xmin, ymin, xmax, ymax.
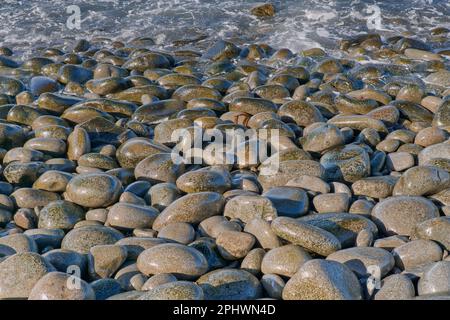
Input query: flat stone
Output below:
<box><xmin>10</xmin><ymin>188</ymin><xmax>60</xmax><ymax>208</ymax></box>
<box><xmin>141</xmin><ymin>273</ymin><xmax>177</xmax><ymax>291</ymax></box>
<box><xmin>61</xmin><ymin>225</ymin><xmax>124</xmax><ymax>254</ymax></box>
<box><xmin>374</xmin><ymin>274</ymin><xmax>415</xmax><ymax>300</ymax></box>
<box><xmin>259</xmin><ymin>160</ymin><xmax>325</xmax><ymax>190</ymax></box>
<box><xmin>244</xmin><ymin>218</ymin><xmax>282</xmax><ymax>249</ymax></box>
<box><xmin>33</xmin><ymin>170</ymin><xmax>73</xmax><ymax>192</ymax></box>
<box><xmin>320</xmin><ymin>145</ymin><xmax>371</xmax><ymax>182</ymax></box>
<box><xmin>107</xmin><ymin>202</ymin><xmax>159</xmax><ymax>230</ymax></box>
<box><xmin>392</xmin><ymin>239</ymin><xmax>442</xmax><ymax>270</ymax></box>
<box><xmin>393</xmin><ymin>166</ymin><xmax>450</xmax><ymax>196</ymax></box>
<box><xmin>0</xmin><ymin>233</ymin><xmax>38</xmax><ymax>253</ymax></box>
<box><xmin>65</xmin><ymin>173</ymin><xmax>122</xmax><ymax>208</ymax></box>
<box><xmin>299</xmin><ymin>213</ymin><xmax>378</xmax><ymax>248</ymax></box>
<box><xmin>300</xmin><ymin>124</ymin><xmax>345</xmax><ymax>153</ymax></box>
<box><xmin>313</xmin><ymin>193</ymin><xmax>350</xmax><ymax>213</ymax></box>
<box><xmin>88</xmin><ymin>245</ymin><xmax>128</xmax><ymax>279</ymax></box>
<box><xmin>414</xmin><ymin>217</ymin><xmax>450</xmax><ymax>250</ymax></box>
<box><xmin>116</xmin><ymin>137</ymin><xmax>171</xmax><ymax>169</ymax></box>
<box><xmin>135</xmin><ymin>153</ymin><xmax>185</xmax><ymax>184</ymax></box>
<box><xmin>38</xmin><ymin>200</ymin><xmax>85</xmax><ymax>230</ymax></box>
<box><xmin>418</xmin><ymin>143</ymin><xmax>450</xmax><ymax>165</ymax></box>
<box><xmin>418</xmin><ymin>261</ymin><xmax>450</xmax><ymax>296</ymax></box>
<box><xmin>352</xmin><ymin>176</ymin><xmax>398</xmax><ymax>199</ymax></box>
<box><xmin>216</xmin><ymin>231</ymin><xmax>255</xmax><ymax>260</ymax></box>
<box><xmin>224</xmin><ymin>195</ymin><xmax>277</xmax><ymax>223</ymax></box>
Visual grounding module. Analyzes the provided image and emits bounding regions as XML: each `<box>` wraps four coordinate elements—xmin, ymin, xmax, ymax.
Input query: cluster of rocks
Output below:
<box><xmin>0</xmin><ymin>27</ymin><xmax>449</xmax><ymax>300</ymax></box>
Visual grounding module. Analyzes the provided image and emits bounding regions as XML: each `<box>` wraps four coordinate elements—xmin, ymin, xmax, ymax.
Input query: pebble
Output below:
<box><xmin>414</xmin><ymin>217</ymin><xmax>450</xmax><ymax>250</ymax></box>
<box><xmin>374</xmin><ymin>274</ymin><xmax>416</xmax><ymax>300</ymax></box>
<box><xmin>0</xmin><ymin>252</ymin><xmax>55</xmax><ymax>299</ymax></box>
<box><xmin>142</xmin><ymin>273</ymin><xmax>177</xmax><ymax>291</ymax></box>
<box><xmin>261</xmin><ymin>244</ymin><xmax>311</xmax><ymax>277</ymax></box>
<box><xmin>371</xmin><ymin>196</ymin><xmax>440</xmax><ymax>236</ymax></box>
<box><xmin>65</xmin><ymin>173</ymin><xmax>122</xmax><ymax>208</ymax></box>
<box><xmin>282</xmin><ymin>259</ymin><xmax>362</xmax><ymax>300</ymax></box>
<box><xmin>272</xmin><ymin>217</ymin><xmax>341</xmax><ymax>256</ymax></box>
<box><xmin>196</xmin><ymin>269</ymin><xmax>262</xmax><ymax>300</ymax></box>
<box><xmin>152</xmin><ymin>192</ymin><xmax>224</xmax><ymax>231</ymax></box>
<box><xmin>137</xmin><ymin>243</ymin><xmax>208</xmax><ymax>279</ymax></box>
<box><xmin>418</xmin><ymin>261</ymin><xmax>450</xmax><ymax>296</ymax></box>
<box><xmin>326</xmin><ymin>247</ymin><xmax>395</xmax><ymax>277</ymax></box>
<box><xmin>392</xmin><ymin>239</ymin><xmax>442</xmax><ymax>270</ymax></box>
<box><xmin>29</xmin><ymin>271</ymin><xmax>95</xmax><ymax>300</ymax></box>
<box><xmin>61</xmin><ymin>225</ymin><xmax>124</xmax><ymax>254</ymax></box>
<box><xmin>313</xmin><ymin>193</ymin><xmax>350</xmax><ymax>213</ymax></box>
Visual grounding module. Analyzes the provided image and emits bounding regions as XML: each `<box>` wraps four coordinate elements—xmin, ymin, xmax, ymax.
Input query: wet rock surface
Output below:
<box><xmin>0</xmin><ymin>29</ymin><xmax>449</xmax><ymax>300</ymax></box>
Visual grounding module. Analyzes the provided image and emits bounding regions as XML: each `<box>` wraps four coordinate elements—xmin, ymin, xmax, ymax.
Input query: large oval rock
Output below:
<box><xmin>65</xmin><ymin>173</ymin><xmax>122</xmax><ymax>208</ymax></box>
<box><xmin>28</xmin><ymin>271</ymin><xmax>95</xmax><ymax>300</ymax></box>
<box><xmin>272</xmin><ymin>217</ymin><xmax>341</xmax><ymax>256</ymax></box>
<box><xmin>137</xmin><ymin>243</ymin><xmax>208</xmax><ymax>279</ymax></box>
<box><xmin>393</xmin><ymin>166</ymin><xmax>450</xmax><ymax>196</ymax></box>
<box><xmin>196</xmin><ymin>269</ymin><xmax>262</xmax><ymax>300</ymax></box>
<box><xmin>320</xmin><ymin>145</ymin><xmax>371</xmax><ymax>183</ymax></box>
<box><xmin>371</xmin><ymin>196</ymin><xmax>440</xmax><ymax>236</ymax></box>
<box><xmin>282</xmin><ymin>259</ymin><xmax>362</xmax><ymax>300</ymax></box>
<box><xmin>0</xmin><ymin>252</ymin><xmax>54</xmax><ymax>299</ymax></box>
<box><xmin>327</xmin><ymin>247</ymin><xmax>395</xmax><ymax>277</ymax></box>
<box><xmin>152</xmin><ymin>192</ymin><xmax>224</xmax><ymax>231</ymax></box>
<box><xmin>38</xmin><ymin>200</ymin><xmax>85</xmax><ymax>230</ymax></box>
<box><xmin>61</xmin><ymin>225</ymin><xmax>124</xmax><ymax>254</ymax></box>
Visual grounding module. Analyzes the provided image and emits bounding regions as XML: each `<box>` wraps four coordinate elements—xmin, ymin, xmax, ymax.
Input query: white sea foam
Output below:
<box><xmin>0</xmin><ymin>0</ymin><xmax>448</xmax><ymax>59</ymax></box>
